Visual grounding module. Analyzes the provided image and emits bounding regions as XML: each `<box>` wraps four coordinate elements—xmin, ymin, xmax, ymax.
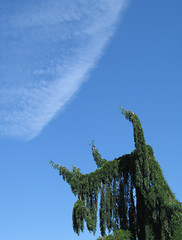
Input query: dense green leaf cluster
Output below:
<box><xmin>97</xmin><ymin>229</ymin><xmax>131</xmax><ymax>240</ymax></box>
<box><xmin>50</xmin><ymin>108</ymin><xmax>182</xmax><ymax>239</ymax></box>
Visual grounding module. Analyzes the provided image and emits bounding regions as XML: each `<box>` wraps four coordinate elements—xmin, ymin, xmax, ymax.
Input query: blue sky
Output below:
<box><xmin>0</xmin><ymin>1</ymin><xmax>181</xmax><ymax>240</ymax></box>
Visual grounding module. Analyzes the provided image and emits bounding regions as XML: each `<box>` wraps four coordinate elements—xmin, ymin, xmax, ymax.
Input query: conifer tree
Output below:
<box><xmin>50</xmin><ymin>108</ymin><xmax>182</xmax><ymax>240</ymax></box>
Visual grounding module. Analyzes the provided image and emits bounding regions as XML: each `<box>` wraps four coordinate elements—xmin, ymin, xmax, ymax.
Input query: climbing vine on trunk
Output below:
<box><xmin>50</xmin><ymin>108</ymin><xmax>182</xmax><ymax>240</ymax></box>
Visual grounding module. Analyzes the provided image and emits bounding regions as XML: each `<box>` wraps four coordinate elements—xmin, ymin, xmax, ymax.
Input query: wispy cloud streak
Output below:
<box><xmin>0</xmin><ymin>0</ymin><xmax>129</xmax><ymax>140</ymax></box>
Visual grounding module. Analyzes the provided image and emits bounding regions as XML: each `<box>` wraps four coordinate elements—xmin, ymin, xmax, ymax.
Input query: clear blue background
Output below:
<box><xmin>0</xmin><ymin>1</ymin><xmax>181</xmax><ymax>239</ymax></box>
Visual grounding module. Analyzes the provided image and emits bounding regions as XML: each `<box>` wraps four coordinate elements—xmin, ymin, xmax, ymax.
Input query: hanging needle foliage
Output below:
<box><xmin>50</xmin><ymin>108</ymin><xmax>182</xmax><ymax>240</ymax></box>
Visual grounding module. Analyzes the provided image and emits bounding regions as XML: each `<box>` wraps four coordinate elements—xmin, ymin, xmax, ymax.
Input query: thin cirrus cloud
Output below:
<box><xmin>0</xmin><ymin>0</ymin><xmax>129</xmax><ymax>140</ymax></box>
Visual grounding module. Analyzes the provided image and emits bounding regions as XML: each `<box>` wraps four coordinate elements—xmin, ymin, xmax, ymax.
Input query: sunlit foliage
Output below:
<box><xmin>50</xmin><ymin>108</ymin><xmax>182</xmax><ymax>240</ymax></box>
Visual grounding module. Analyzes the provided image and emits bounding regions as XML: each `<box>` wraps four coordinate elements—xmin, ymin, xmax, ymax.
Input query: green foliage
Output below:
<box><xmin>51</xmin><ymin>108</ymin><xmax>182</xmax><ymax>240</ymax></box>
<box><xmin>91</xmin><ymin>141</ymin><xmax>107</xmax><ymax>168</ymax></box>
<box><xmin>72</xmin><ymin>200</ymin><xmax>85</xmax><ymax>234</ymax></box>
<box><xmin>97</xmin><ymin>229</ymin><xmax>131</xmax><ymax>240</ymax></box>
<box><xmin>72</xmin><ymin>199</ymin><xmax>95</xmax><ymax>235</ymax></box>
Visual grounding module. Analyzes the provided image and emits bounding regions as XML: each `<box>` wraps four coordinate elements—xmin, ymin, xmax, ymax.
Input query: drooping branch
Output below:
<box><xmin>51</xmin><ymin>108</ymin><xmax>182</xmax><ymax>240</ymax></box>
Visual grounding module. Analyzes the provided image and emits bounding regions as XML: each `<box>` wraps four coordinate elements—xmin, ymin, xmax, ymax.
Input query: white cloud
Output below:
<box><xmin>0</xmin><ymin>0</ymin><xmax>129</xmax><ymax>140</ymax></box>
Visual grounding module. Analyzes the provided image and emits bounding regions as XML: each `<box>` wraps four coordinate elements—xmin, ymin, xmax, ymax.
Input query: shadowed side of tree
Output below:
<box><xmin>50</xmin><ymin>108</ymin><xmax>182</xmax><ymax>240</ymax></box>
